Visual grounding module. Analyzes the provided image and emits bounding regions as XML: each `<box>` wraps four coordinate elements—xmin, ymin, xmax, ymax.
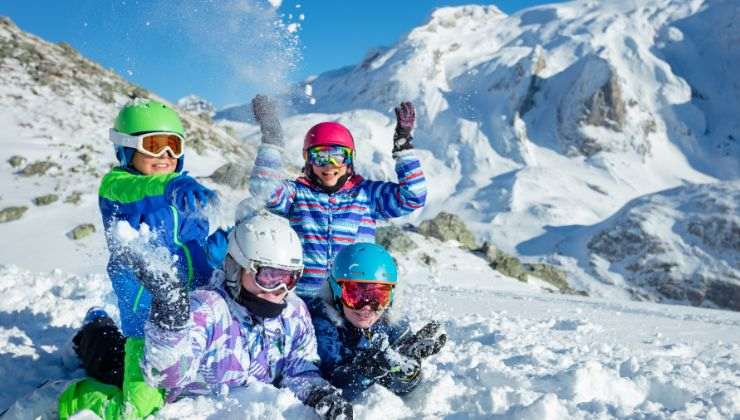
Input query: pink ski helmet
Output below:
<box><xmin>303</xmin><ymin>121</ymin><xmax>355</xmax><ymax>153</ymax></box>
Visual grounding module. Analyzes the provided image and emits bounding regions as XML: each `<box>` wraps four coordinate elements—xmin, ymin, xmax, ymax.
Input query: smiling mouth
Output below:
<box><xmin>321</xmin><ymin>170</ymin><xmax>339</xmax><ymax>177</ymax></box>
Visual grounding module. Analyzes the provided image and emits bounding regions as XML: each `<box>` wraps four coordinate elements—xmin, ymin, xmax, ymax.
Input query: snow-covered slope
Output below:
<box><xmin>552</xmin><ymin>180</ymin><xmax>740</xmax><ymax>310</ymax></box>
<box><xmin>2</xmin><ymin>235</ymin><xmax>739</xmax><ymax>419</ymax></box>
<box><xmin>212</xmin><ymin>0</ymin><xmax>739</xmax><ymax>309</ymax></box>
<box><xmin>0</xmin><ymin>17</ymin><xmax>249</xmax><ymax>274</ymax></box>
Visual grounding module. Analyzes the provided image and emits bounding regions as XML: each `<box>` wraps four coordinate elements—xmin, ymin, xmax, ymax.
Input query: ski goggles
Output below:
<box><xmin>306</xmin><ymin>145</ymin><xmax>352</xmax><ymax>167</ymax></box>
<box><xmin>109</xmin><ymin>129</ymin><xmax>185</xmax><ymax>158</ymax></box>
<box><xmin>251</xmin><ymin>263</ymin><xmax>302</xmax><ymax>293</ymax></box>
<box><xmin>338</xmin><ymin>280</ymin><xmax>394</xmax><ymax>311</ymax></box>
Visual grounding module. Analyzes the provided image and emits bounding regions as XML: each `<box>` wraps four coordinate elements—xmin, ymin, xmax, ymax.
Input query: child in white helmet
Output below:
<box><xmin>60</xmin><ymin>212</ymin><xmax>352</xmax><ymax>420</ymax></box>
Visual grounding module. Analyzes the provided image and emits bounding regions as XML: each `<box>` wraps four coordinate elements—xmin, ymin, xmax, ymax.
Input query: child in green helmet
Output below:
<box><xmin>58</xmin><ymin>99</ymin><xmax>229</xmax><ymax>419</ymax></box>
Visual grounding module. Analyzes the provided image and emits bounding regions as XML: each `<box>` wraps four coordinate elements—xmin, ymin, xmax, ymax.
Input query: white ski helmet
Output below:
<box><xmin>224</xmin><ymin>211</ymin><xmax>303</xmax><ymax>296</ymax></box>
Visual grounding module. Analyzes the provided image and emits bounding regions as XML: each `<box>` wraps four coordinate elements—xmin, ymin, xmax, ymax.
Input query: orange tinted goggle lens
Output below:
<box><xmin>141</xmin><ymin>134</ymin><xmax>183</xmax><ymax>157</ymax></box>
<box><xmin>339</xmin><ymin>282</ymin><xmax>393</xmax><ymax>311</ymax></box>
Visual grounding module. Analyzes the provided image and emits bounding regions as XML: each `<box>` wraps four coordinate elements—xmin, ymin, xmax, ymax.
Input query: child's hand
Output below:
<box><xmin>306</xmin><ymin>386</ymin><xmax>353</xmax><ymax>420</ymax></box>
<box><xmin>166</xmin><ymin>175</ymin><xmax>216</xmax><ymax>214</ymax></box>
<box><xmin>252</xmin><ymin>94</ymin><xmax>283</xmax><ymax>146</ymax></box>
<box><xmin>393</xmin><ymin>101</ymin><xmax>415</xmax><ymax>154</ymax></box>
<box><xmin>394</xmin><ymin>320</ymin><xmax>447</xmax><ymax>360</ymax></box>
<box><xmin>122</xmin><ymin>251</ymin><xmax>189</xmax><ymax>330</ymax></box>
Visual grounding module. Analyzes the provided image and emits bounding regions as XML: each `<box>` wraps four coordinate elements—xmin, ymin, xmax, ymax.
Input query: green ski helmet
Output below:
<box><xmin>328</xmin><ymin>242</ymin><xmax>398</xmax><ymax>306</ymax></box>
<box><xmin>111</xmin><ymin>99</ymin><xmax>186</xmax><ymax>172</ymax></box>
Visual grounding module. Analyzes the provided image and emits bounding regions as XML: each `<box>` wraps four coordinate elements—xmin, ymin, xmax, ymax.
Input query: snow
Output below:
<box><xmin>2</xmin><ymin>253</ymin><xmax>739</xmax><ymax>418</ymax></box>
<box><xmin>1</xmin><ymin>0</ymin><xmax>739</xmax><ymax>418</ymax></box>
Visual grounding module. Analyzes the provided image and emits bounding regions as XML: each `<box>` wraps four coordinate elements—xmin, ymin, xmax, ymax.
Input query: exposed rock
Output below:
<box><xmin>68</xmin><ymin>223</ymin><xmax>96</xmax><ymax>240</ymax></box>
<box><xmin>376</xmin><ymin>225</ymin><xmax>417</xmax><ymax>254</ymax></box>
<box><xmin>64</xmin><ymin>191</ymin><xmax>83</xmax><ymax>205</ymax></box>
<box><xmin>33</xmin><ymin>194</ymin><xmax>59</xmax><ymax>206</ymax></box>
<box><xmin>419</xmin><ymin>253</ymin><xmax>437</xmax><ymax>266</ymax></box>
<box><xmin>19</xmin><ymin>160</ymin><xmax>61</xmax><ymax>176</ymax></box>
<box><xmin>582</xmin><ymin>181</ymin><xmax>740</xmax><ymax>311</ymax></box>
<box><xmin>208</xmin><ymin>162</ymin><xmax>250</xmax><ymax>189</ymax></box>
<box><xmin>705</xmin><ymin>282</ymin><xmax>740</xmax><ymax>311</ymax></box>
<box><xmin>489</xmin><ymin>251</ymin><xmax>528</xmax><ymax>282</ymax></box>
<box><xmin>524</xmin><ymin>262</ymin><xmax>578</xmax><ymax>294</ymax></box>
<box><xmin>7</xmin><ymin>155</ymin><xmax>27</xmax><ymax>168</ymax></box>
<box><xmin>476</xmin><ymin>242</ymin><xmax>527</xmax><ymax>282</ymax></box>
<box><xmin>418</xmin><ymin>212</ymin><xmax>477</xmax><ymax>250</ymax></box>
<box><xmin>0</xmin><ymin>206</ymin><xmax>28</xmax><ymax>223</ymax></box>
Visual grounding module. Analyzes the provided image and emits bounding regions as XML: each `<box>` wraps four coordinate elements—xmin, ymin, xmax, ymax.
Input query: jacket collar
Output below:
<box><xmin>295</xmin><ymin>174</ymin><xmax>365</xmax><ymax>193</ymax></box>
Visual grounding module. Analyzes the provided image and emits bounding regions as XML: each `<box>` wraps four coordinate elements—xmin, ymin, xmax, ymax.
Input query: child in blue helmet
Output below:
<box><xmin>308</xmin><ymin>243</ymin><xmax>447</xmax><ymax>400</ymax></box>
<box><xmin>59</xmin><ymin>99</ymin><xmax>229</xmax><ymax>419</ymax></box>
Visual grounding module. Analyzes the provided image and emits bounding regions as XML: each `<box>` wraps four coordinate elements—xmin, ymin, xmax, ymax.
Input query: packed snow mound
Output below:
<box><xmin>554</xmin><ymin>180</ymin><xmax>740</xmax><ymax>311</ymax></box>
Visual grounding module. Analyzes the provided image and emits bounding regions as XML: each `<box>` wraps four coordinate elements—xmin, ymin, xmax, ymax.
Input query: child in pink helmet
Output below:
<box><xmin>238</xmin><ymin>95</ymin><xmax>426</xmax><ymax>300</ymax></box>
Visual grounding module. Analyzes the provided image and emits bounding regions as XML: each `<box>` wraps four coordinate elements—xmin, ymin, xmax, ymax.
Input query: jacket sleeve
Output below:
<box><xmin>279</xmin><ymin>299</ymin><xmax>332</xmax><ymax>402</ymax></box>
<box><xmin>365</xmin><ymin>149</ymin><xmax>426</xmax><ymax>219</ymax></box>
<box><xmin>236</xmin><ymin>144</ymin><xmax>296</xmax><ymax>222</ymax></box>
<box><xmin>142</xmin><ymin>291</ymin><xmax>233</xmax><ymax>392</ymax></box>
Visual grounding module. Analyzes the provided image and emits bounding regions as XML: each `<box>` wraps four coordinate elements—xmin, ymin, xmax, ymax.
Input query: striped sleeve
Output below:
<box><xmin>367</xmin><ymin>150</ymin><xmax>427</xmax><ymax>219</ymax></box>
<box><xmin>237</xmin><ymin>144</ymin><xmax>296</xmax><ymax>222</ymax></box>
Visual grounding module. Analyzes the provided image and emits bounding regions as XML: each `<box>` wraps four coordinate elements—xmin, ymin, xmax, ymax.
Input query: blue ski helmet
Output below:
<box><xmin>329</xmin><ymin>243</ymin><xmax>398</xmax><ymax>304</ymax></box>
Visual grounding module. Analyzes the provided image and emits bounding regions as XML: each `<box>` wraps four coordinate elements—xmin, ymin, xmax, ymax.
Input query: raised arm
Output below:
<box><xmin>366</xmin><ymin>102</ymin><xmax>427</xmax><ymax>219</ymax></box>
<box><xmin>236</xmin><ymin>95</ymin><xmax>296</xmax><ymax>223</ymax></box>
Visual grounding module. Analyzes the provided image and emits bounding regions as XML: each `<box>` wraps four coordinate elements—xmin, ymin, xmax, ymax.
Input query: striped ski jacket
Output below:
<box><xmin>239</xmin><ymin>144</ymin><xmax>426</xmax><ymax>298</ymax></box>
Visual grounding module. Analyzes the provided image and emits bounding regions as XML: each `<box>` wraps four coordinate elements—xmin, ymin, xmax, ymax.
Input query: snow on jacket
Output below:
<box><xmin>99</xmin><ymin>167</ymin><xmax>221</xmax><ymax>337</ymax></box>
<box><xmin>239</xmin><ymin>144</ymin><xmax>427</xmax><ymax>298</ymax></box>
<box><xmin>142</xmin><ymin>279</ymin><xmax>328</xmax><ymax>403</ymax></box>
<box><xmin>307</xmin><ymin>287</ymin><xmax>421</xmax><ymax>401</ymax></box>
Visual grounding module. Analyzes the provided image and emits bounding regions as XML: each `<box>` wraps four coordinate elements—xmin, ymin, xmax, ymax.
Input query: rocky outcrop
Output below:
<box><xmin>418</xmin><ymin>212</ymin><xmax>478</xmax><ymax>250</ymax></box>
<box><xmin>376</xmin><ymin>225</ymin><xmax>417</xmax><ymax>254</ymax></box>
<box><xmin>0</xmin><ymin>206</ymin><xmax>27</xmax><ymax>223</ymax></box>
<box><xmin>68</xmin><ymin>223</ymin><xmax>95</xmax><ymax>240</ymax></box>
<box><xmin>208</xmin><ymin>162</ymin><xmax>250</xmax><ymax>189</ymax></box>
<box><xmin>557</xmin><ymin>56</ymin><xmax>630</xmax><ymax>157</ymax></box>
<box><xmin>584</xmin><ymin>181</ymin><xmax>740</xmax><ymax>311</ymax></box>
<box><xmin>32</xmin><ymin>194</ymin><xmax>58</xmax><ymax>206</ymax></box>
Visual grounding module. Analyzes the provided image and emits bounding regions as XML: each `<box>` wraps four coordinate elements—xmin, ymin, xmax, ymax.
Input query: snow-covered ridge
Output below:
<box><xmin>254</xmin><ymin>0</ymin><xmax>737</xmax><ymax>309</ymax></box>
<box><xmin>0</xmin><ymin>16</ymin><xmax>249</xmax><ymax>274</ymax></box>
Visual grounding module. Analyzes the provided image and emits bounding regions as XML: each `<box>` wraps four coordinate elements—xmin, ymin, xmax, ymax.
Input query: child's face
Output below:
<box><xmin>131</xmin><ymin>151</ymin><xmax>177</xmax><ymax>175</ymax></box>
<box><xmin>342</xmin><ymin>305</ymin><xmax>383</xmax><ymax>329</ymax></box>
<box><xmin>311</xmin><ymin>163</ymin><xmax>348</xmax><ymax>187</ymax></box>
<box><xmin>241</xmin><ymin>269</ymin><xmax>288</xmax><ymax>304</ymax></box>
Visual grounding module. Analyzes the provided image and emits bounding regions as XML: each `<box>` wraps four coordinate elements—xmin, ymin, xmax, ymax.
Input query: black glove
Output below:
<box><xmin>306</xmin><ymin>386</ymin><xmax>353</xmax><ymax>420</ymax></box>
<box><xmin>394</xmin><ymin>321</ymin><xmax>447</xmax><ymax>360</ymax></box>
<box><xmin>392</xmin><ymin>101</ymin><xmax>415</xmax><ymax>154</ymax></box>
<box><xmin>124</xmin><ymin>252</ymin><xmax>189</xmax><ymax>330</ymax></box>
<box><xmin>252</xmin><ymin>94</ymin><xmax>283</xmax><ymax>146</ymax></box>
<box><xmin>354</xmin><ymin>333</ymin><xmax>421</xmax><ymax>380</ymax></box>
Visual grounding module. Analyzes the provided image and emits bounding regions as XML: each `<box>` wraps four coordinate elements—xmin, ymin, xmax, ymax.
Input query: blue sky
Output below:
<box><xmin>1</xmin><ymin>0</ymin><xmax>562</xmax><ymax>108</ymax></box>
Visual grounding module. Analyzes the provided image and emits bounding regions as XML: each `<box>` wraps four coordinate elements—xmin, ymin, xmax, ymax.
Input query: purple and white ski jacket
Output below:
<box><xmin>142</xmin><ymin>285</ymin><xmax>328</xmax><ymax>403</ymax></box>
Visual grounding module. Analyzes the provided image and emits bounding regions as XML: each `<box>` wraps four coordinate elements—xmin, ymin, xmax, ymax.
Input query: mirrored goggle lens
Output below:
<box><xmin>339</xmin><ymin>281</ymin><xmax>393</xmax><ymax>311</ymax></box>
<box><xmin>141</xmin><ymin>134</ymin><xmax>183</xmax><ymax>158</ymax></box>
<box><xmin>307</xmin><ymin>146</ymin><xmax>351</xmax><ymax>167</ymax></box>
<box><xmin>255</xmin><ymin>266</ymin><xmax>301</xmax><ymax>292</ymax></box>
